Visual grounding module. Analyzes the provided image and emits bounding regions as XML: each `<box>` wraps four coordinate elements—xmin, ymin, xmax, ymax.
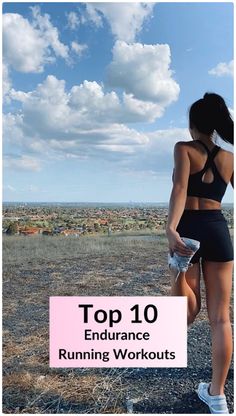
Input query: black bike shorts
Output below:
<box><xmin>176</xmin><ymin>209</ymin><xmax>234</xmax><ymax>263</ymax></box>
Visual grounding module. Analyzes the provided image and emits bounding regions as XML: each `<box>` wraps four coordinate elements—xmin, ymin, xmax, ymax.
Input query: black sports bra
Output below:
<box><xmin>187</xmin><ymin>140</ymin><xmax>228</xmax><ymax>203</ymax></box>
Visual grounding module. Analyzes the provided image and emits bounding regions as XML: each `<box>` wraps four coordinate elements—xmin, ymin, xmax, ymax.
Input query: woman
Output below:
<box><xmin>166</xmin><ymin>92</ymin><xmax>234</xmax><ymax>414</ymax></box>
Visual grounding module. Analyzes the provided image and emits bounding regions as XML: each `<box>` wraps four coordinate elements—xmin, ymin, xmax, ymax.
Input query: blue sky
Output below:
<box><xmin>2</xmin><ymin>2</ymin><xmax>234</xmax><ymax>202</ymax></box>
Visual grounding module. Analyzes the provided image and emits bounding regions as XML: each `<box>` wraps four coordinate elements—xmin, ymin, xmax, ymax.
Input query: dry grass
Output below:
<box><xmin>2</xmin><ymin>232</ymin><xmax>234</xmax><ymax>413</ymax></box>
<box><xmin>2</xmin><ymin>233</ymin><xmax>165</xmax><ymax>265</ymax></box>
<box><xmin>3</xmin><ymin>369</ymin><xmax>131</xmax><ymax>413</ymax></box>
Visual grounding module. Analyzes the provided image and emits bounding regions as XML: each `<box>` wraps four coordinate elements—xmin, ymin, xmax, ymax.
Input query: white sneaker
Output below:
<box><xmin>168</xmin><ymin>237</ymin><xmax>200</xmax><ymax>281</ymax></box>
<box><xmin>197</xmin><ymin>382</ymin><xmax>229</xmax><ymax>414</ymax></box>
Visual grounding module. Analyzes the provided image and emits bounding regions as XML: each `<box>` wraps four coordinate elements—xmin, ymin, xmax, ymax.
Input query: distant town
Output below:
<box><xmin>2</xmin><ymin>203</ymin><xmax>233</xmax><ymax>237</ymax></box>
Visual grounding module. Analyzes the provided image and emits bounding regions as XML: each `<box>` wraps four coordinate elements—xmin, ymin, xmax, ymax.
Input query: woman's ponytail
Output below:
<box><xmin>203</xmin><ymin>93</ymin><xmax>233</xmax><ymax>145</ymax></box>
<box><xmin>189</xmin><ymin>92</ymin><xmax>234</xmax><ymax>145</ymax></box>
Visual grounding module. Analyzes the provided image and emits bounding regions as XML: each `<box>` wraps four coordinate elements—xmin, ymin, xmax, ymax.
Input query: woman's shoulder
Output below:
<box><xmin>174</xmin><ymin>140</ymin><xmax>196</xmax><ymax>147</ymax></box>
<box><xmin>174</xmin><ymin>140</ymin><xmax>195</xmax><ymax>152</ymax></box>
<box><xmin>217</xmin><ymin>146</ymin><xmax>234</xmax><ymax>156</ymax></box>
<box><xmin>217</xmin><ymin>146</ymin><xmax>234</xmax><ymax>169</ymax></box>
<box><xmin>173</xmin><ymin>141</ymin><xmax>194</xmax><ymax>162</ymax></box>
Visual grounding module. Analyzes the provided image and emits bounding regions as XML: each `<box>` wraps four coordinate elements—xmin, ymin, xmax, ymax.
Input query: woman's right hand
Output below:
<box><xmin>166</xmin><ymin>228</ymin><xmax>194</xmax><ymax>257</ymax></box>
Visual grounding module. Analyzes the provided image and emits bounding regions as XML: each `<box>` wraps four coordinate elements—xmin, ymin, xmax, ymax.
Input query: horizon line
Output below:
<box><xmin>2</xmin><ymin>201</ymin><xmax>170</xmax><ymax>204</ymax></box>
<box><xmin>2</xmin><ymin>201</ymin><xmax>234</xmax><ymax>205</ymax></box>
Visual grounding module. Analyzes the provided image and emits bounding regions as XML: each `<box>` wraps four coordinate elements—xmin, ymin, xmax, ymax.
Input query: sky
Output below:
<box><xmin>2</xmin><ymin>2</ymin><xmax>234</xmax><ymax>203</ymax></box>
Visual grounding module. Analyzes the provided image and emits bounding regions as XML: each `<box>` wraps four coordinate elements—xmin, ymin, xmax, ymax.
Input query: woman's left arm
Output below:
<box><xmin>230</xmin><ymin>171</ymin><xmax>234</xmax><ymax>189</ymax></box>
<box><xmin>166</xmin><ymin>142</ymin><xmax>193</xmax><ymax>256</ymax></box>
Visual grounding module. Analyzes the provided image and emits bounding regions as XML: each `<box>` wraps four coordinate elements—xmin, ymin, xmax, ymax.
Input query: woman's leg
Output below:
<box><xmin>202</xmin><ymin>260</ymin><xmax>233</xmax><ymax>395</ymax></box>
<box><xmin>170</xmin><ymin>262</ymin><xmax>201</xmax><ymax>325</ymax></box>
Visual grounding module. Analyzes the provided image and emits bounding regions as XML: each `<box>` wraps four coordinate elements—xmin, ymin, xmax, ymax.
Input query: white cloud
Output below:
<box><xmin>71</xmin><ymin>41</ymin><xmax>88</xmax><ymax>56</ymax></box>
<box><xmin>4</xmin><ymin>75</ymin><xmax>152</xmax><ymax>165</ymax></box>
<box><xmin>123</xmin><ymin>93</ymin><xmax>164</xmax><ymax>122</ymax></box>
<box><xmin>147</xmin><ymin>128</ymin><xmax>190</xmax><ymax>151</ymax></box>
<box><xmin>4</xmin><ymin>81</ymin><xmax>193</xmax><ymax>175</ymax></box>
<box><xmin>31</xmin><ymin>6</ymin><xmax>69</xmax><ymax>60</ymax></box>
<box><xmin>3</xmin><ymin>13</ymin><xmax>51</xmax><ymax>73</ymax></box>
<box><xmin>66</xmin><ymin>11</ymin><xmax>80</xmax><ymax>30</ymax></box>
<box><xmin>84</xmin><ymin>3</ymin><xmax>154</xmax><ymax>42</ymax></box>
<box><xmin>69</xmin><ymin>80</ymin><xmax>121</xmax><ymax>119</ymax></box>
<box><xmin>208</xmin><ymin>60</ymin><xmax>233</xmax><ymax>78</ymax></box>
<box><xmin>3</xmin><ymin>113</ymin><xmax>24</xmax><ymax>146</ymax></box>
<box><xmin>95</xmin><ymin>144</ymin><xmax>136</xmax><ymax>154</ymax></box>
<box><xmin>3</xmin><ymin>184</ymin><xmax>16</xmax><ymax>192</ymax></box>
<box><xmin>3</xmin><ymin>70</ymin><xmax>182</xmax><ymax>172</ymax></box>
<box><xmin>3</xmin><ymin>7</ymin><xmax>69</xmax><ymax>73</ymax></box>
<box><xmin>84</xmin><ymin>3</ymin><xmax>103</xmax><ymax>28</ymax></box>
<box><xmin>107</xmin><ymin>41</ymin><xmax>180</xmax><ymax>106</ymax></box>
<box><xmin>9</xmin><ymin>74</ymin><xmax>170</xmax><ymax>135</ymax></box>
<box><xmin>4</xmin><ymin>155</ymin><xmax>42</xmax><ymax>171</ymax></box>
<box><xmin>2</xmin><ymin>62</ymin><xmax>11</xmax><ymax>101</ymax></box>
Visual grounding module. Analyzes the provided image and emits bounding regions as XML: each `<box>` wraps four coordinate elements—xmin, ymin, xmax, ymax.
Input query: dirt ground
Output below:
<box><xmin>2</xmin><ymin>234</ymin><xmax>234</xmax><ymax>414</ymax></box>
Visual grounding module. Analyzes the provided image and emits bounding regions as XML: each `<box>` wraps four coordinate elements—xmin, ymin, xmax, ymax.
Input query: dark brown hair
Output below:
<box><xmin>189</xmin><ymin>92</ymin><xmax>233</xmax><ymax>145</ymax></box>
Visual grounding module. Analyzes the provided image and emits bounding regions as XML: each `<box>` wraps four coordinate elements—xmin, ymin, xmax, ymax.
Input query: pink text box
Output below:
<box><xmin>49</xmin><ymin>296</ymin><xmax>187</xmax><ymax>368</ymax></box>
